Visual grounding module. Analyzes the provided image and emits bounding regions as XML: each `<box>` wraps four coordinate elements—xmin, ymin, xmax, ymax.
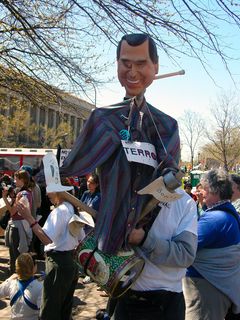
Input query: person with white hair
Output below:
<box><xmin>183</xmin><ymin>169</ymin><xmax>240</xmax><ymax>320</ymax></box>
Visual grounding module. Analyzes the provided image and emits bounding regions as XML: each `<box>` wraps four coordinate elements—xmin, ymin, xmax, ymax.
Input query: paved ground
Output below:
<box><xmin>0</xmin><ymin>236</ymin><xmax>108</xmax><ymax>319</ymax></box>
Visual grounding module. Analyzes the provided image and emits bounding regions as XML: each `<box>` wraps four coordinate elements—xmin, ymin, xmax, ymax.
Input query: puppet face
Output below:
<box><xmin>117</xmin><ymin>40</ymin><xmax>158</xmax><ymax>98</ymax></box>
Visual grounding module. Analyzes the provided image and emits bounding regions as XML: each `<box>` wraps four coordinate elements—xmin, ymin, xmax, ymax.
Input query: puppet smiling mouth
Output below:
<box><xmin>127</xmin><ymin>79</ymin><xmax>140</xmax><ymax>84</ymax></box>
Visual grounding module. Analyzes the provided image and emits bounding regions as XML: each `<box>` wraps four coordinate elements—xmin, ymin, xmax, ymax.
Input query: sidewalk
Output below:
<box><xmin>0</xmin><ymin>237</ymin><xmax>108</xmax><ymax>319</ymax></box>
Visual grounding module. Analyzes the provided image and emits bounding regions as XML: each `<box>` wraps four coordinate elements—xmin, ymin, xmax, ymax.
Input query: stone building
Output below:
<box><xmin>0</xmin><ymin>76</ymin><xmax>94</xmax><ymax>147</ymax></box>
<box><xmin>29</xmin><ymin>91</ymin><xmax>93</xmax><ymax>143</ymax></box>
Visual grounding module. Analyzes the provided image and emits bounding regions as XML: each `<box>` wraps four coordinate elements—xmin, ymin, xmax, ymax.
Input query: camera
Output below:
<box><xmin>1</xmin><ymin>182</ymin><xmax>14</xmax><ymax>196</ymax></box>
<box><xmin>1</xmin><ymin>182</ymin><xmax>10</xmax><ymax>190</ymax></box>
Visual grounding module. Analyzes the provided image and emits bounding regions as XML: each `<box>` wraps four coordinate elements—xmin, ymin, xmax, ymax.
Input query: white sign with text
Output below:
<box><xmin>121</xmin><ymin>141</ymin><xmax>158</xmax><ymax>168</ymax></box>
<box><xmin>59</xmin><ymin>149</ymin><xmax>71</xmax><ymax>167</ymax></box>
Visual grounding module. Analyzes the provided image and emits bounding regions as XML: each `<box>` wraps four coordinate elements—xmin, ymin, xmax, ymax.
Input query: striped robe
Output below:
<box><xmin>60</xmin><ymin>99</ymin><xmax>180</xmax><ymax>254</ymax></box>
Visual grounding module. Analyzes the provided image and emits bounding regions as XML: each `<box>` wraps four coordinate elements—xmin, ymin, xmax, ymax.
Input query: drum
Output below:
<box><xmin>76</xmin><ymin>231</ymin><xmax>145</xmax><ymax>298</ymax></box>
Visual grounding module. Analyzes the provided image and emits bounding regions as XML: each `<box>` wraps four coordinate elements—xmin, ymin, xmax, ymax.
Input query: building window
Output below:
<box><xmin>48</xmin><ymin>109</ymin><xmax>54</xmax><ymax>128</ymax></box>
<box><xmin>64</xmin><ymin>113</ymin><xmax>68</xmax><ymax>123</ymax></box>
<box><xmin>40</xmin><ymin>107</ymin><xmax>45</xmax><ymax>126</ymax></box>
<box><xmin>76</xmin><ymin>118</ymin><xmax>81</xmax><ymax>134</ymax></box>
<box><xmin>56</xmin><ymin>112</ymin><xmax>60</xmax><ymax>128</ymax></box>
<box><xmin>30</xmin><ymin>106</ymin><xmax>37</xmax><ymax>124</ymax></box>
<box><xmin>70</xmin><ymin>116</ymin><xmax>75</xmax><ymax>129</ymax></box>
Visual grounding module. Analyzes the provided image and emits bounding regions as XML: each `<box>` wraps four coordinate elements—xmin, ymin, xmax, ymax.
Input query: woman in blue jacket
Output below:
<box><xmin>183</xmin><ymin>169</ymin><xmax>240</xmax><ymax>320</ymax></box>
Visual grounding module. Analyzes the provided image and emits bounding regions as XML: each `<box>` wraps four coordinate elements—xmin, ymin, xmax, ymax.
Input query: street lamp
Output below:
<box><xmin>85</xmin><ymin>78</ymin><xmax>97</xmax><ymax>108</ymax></box>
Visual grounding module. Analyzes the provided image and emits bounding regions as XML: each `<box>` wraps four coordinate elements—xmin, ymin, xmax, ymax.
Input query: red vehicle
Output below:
<box><xmin>0</xmin><ymin>147</ymin><xmax>57</xmax><ymax>176</ymax></box>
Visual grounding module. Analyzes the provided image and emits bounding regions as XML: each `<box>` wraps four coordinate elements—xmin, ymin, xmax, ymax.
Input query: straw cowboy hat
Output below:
<box><xmin>68</xmin><ymin>211</ymin><xmax>95</xmax><ymax>237</ymax></box>
<box><xmin>43</xmin><ymin>153</ymin><xmax>73</xmax><ymax>193</ymax></box>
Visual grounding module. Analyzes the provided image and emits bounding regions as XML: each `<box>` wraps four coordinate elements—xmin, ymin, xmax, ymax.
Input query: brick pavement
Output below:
<box><xmin>0</xmin><ymin>237</ymin><xmax>108</xmax><ymax>320</ymax></box>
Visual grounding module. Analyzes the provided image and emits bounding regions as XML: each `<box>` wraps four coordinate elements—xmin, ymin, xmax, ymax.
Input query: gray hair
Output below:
<box><xmin>200</xmin><ymin>169</ymin><xmax>233</xmax><ymax>200</ymax></box>
<box><xmin>231</xmin><ymin>174</ymin><xmax>240</xmax><ymax>191</ymax></box>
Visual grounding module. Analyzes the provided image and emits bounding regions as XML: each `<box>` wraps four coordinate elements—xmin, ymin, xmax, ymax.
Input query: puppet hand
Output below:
<box><xmin>128</xmin><ymin>228</ymin><xmax>145</xmax><ymax>246</ymax></box>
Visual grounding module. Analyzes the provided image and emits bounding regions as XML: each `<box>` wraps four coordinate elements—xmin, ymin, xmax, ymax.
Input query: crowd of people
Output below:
<box><xmin>0</xmin><ymin>32</ymin><xmax>240</xmax><ymax>320</ymax></box>
<box><xmin>0</xmin><ymin>165</ymin><xmax>100</xmax><ymax>319</ymax></box>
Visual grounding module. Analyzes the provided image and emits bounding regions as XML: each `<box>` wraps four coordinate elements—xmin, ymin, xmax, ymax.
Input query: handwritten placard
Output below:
<box><xmin>138</xmin><ymin>176</ymin><xmax>182</xmax><ymax>202</ymax></box>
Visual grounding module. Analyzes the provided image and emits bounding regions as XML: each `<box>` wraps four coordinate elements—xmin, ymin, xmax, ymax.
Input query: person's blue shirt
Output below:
<box><xmin>81</xmin><ymin>190</ymin><xmax>101</xmax><ymax>212</ymax></box>
<box><xmin>197</xmin><ymin>209</ymin><xmax>240</xmax><ymax>250</ymax></box>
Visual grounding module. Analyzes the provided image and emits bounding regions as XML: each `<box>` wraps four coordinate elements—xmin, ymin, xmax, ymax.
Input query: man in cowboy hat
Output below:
<box><xmin>17</xmin><ymin>153</ymin><xmax>88</xmax><ymax>320</ymax></box>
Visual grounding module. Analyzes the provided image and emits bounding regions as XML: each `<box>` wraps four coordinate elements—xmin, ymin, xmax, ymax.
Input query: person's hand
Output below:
<box><xmin>16</xmin><ymin>192</ymin><xmax>23</xmax><ymax>202</ymax></box>
<box><xmin>9</xmin><ymin>273</ymin><xmax>18</xmax><ymax>280</ymax></box>
<box><xmin>196</xmin><ymin>191</ymin><xmax>204</xmax><ymax>205</ymax></box>
<box><xmin>2</xmin><ymin>188</ymin><xmax>8</xmax><ymax>199</ymax></box>
<box><xmin>16</xmin><ymin>200</ymin><xmax>31</xmax><ymax>220</ymax></box>
<box><xmin>128</xmin><ymin>228</ymin><xmax>145</xmax><ymax>246</ymax></box>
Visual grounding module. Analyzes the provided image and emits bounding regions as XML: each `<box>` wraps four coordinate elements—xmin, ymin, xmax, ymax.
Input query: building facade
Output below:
<box><xmin>0</xmin><ymin>85</ymin><xmax>94</xmax><ymax>148</ymax></box>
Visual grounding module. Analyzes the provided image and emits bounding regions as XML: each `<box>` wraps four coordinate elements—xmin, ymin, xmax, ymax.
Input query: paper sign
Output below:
<box><xmin>138</xmin><ymin>176</ymin><xmax>182</xmax><ymax>202</ymax></box>
<box><xmin>59</xmin><ymin>149</ymin><xmax>71</xmax><ymax>167</ymax></box>
<box><xmin>121</xmin><ymin>141</ymin><xmax>158</xmax><ymax>168</ymax></box>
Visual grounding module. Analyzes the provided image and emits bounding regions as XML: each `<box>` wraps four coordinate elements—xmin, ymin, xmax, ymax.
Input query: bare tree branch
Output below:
<box><xmin>179</xmin><ymin>110</ymin><xmax>205</xmax><ymax>168</ymax></box>
<box><xmin>204</xmin><ymin>91</ymin><xmax>240</xmax><ymax>171</ymax></box>
<box><xmin>0</xmin><ymin>0</ymin><xmax>239</xmax><ymax>100</ymax></box>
